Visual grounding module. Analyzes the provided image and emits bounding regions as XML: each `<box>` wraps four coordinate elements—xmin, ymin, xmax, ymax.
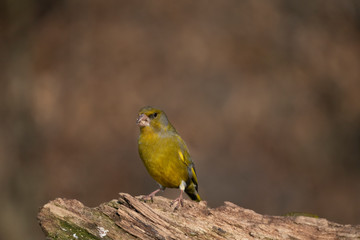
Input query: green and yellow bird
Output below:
<box><xmin>136</xmin><ymin>106</ymin><xmax>201</xmax><ymax>205</ymax></box>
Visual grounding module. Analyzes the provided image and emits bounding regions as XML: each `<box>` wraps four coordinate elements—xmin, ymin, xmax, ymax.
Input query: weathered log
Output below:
<box><xmin>38</xmin><ymin>193</ymin><xmax>360</xmax><ymax>239</ymax></box>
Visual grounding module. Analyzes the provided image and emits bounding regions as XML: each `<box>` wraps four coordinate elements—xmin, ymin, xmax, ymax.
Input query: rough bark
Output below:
<box><xmin>38</xmin><ymin>193</ymin><xmax>360</xmax><ymax>239</ymax></box>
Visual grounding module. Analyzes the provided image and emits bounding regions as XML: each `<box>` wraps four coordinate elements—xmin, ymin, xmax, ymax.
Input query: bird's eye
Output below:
<box><xmin>149</xmin><ymin>112</ymin><xmax>158</xmax><ymax>119</ymax></box>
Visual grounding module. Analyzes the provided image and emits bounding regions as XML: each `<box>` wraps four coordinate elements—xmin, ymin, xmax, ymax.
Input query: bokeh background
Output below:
<box><xmin>1</xmin><ymin>0</ymin><xmax>360</xmax><ymax>239</ymax></box>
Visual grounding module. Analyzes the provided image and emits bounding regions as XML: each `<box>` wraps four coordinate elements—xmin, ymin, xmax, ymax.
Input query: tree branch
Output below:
<box><xmin>37</xmin><ymin>193</ymin><xmax>360</xmax><ymax>239</ymax></box>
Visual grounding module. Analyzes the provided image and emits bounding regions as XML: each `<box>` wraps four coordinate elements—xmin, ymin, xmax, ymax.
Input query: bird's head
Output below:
<box><xmin>136</xmin><ymin>106</ymin><xmax>174</xmax><ymax>132</ymax></box>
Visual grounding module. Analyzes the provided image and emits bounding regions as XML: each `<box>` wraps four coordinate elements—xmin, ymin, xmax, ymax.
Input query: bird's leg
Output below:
<box><xmin>146</xmin><ymin>189</ymin><xmax>161</xmax><ymax>201</ymax></box>
<box><xmin>171</xmin><ymin>190</ymin><xmax>184</xmax><ymax>208</ymax></box>
<box><xmin>142</xmin><ymin>185</ymin><xmax>165</xmax><ymax>202</ymax></box>
<box><xmin>171</xmin><ymin>181</ymin><xmax>186</xmax><ymax>209</ymax></box>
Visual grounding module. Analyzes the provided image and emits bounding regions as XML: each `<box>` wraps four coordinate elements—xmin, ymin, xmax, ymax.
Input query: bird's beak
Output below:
<box><xmin>136</xmin><ymin>114</ymin><xmax>150</xmax><ymax>127</ymax></box>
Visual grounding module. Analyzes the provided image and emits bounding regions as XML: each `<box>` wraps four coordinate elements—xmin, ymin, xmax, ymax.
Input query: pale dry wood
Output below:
<box><xmin>38</xmin><ymin>192</ymin><xmax>360</xmax><ymax>239</ymax></box>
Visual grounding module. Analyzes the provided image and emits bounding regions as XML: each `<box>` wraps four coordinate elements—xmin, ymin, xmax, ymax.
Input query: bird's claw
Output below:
<box><xmin>170</xmin><ymin>197</ymin><xmax>184</xmax><ymax>210</ymax></box>
<box><xmin>140</xmin><ymin>188</ymin><xmax>161</xmax><ymax>203</ymax></box>
<box><xmin>140</xmin><ymin>195</ymin><xmax>154</xmax><ymax>202</ymax></box>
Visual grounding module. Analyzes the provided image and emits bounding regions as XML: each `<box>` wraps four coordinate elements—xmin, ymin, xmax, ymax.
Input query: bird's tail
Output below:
<box><xmin>185</xmin><ymin>187</ymin><xmax>201</xmax><ymax>202</ymax></box>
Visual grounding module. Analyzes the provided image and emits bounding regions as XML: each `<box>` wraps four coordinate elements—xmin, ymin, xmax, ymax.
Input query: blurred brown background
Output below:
<box><xmin>1</xmin><ymin>0</ymin><xmax>360</xmax><ymax>239</ymax></box>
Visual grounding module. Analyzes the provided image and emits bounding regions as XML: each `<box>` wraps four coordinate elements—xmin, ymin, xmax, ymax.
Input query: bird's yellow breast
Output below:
<box><xmin>138</xmin><ymin>128</ymin><xmax>189</xmax><ymax>188</ymax></box>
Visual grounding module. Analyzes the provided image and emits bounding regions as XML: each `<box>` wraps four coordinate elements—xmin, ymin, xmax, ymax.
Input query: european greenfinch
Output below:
<box><xmin>136</xmin><ymin>106</ymin><xmax>201</xmax><ymax>205</ymax></box>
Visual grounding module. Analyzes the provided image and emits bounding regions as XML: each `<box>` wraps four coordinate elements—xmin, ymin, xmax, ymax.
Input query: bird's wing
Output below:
<box><xmin>175</xmin><ymin>134</ymin><xmax>193</xmax><ymax>166</ymax></box>
<box><xmin>175</xmin><ymin>134</ymin><xmax>199</xmax><ymax>189</ymax></box>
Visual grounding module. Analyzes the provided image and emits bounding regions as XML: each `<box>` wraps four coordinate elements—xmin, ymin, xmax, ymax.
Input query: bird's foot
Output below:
<box><xmin>170</xmin><ymin>190</ymin><xmax>184</xmax><ymax>210</ymax></box>
<box><xmin>140</xmin><ymin>195</ymin><xmax>153</xmax><ymax>202</ymax></box>
<box><xmin>170</xmin><ymin>197</ymin><xmax>184</xmax><ymax>210</ymax></box>
<box><xmin>141</xmin><ymin>189</ymin><xmax>161</xmax><ymax>202</ymax></box>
